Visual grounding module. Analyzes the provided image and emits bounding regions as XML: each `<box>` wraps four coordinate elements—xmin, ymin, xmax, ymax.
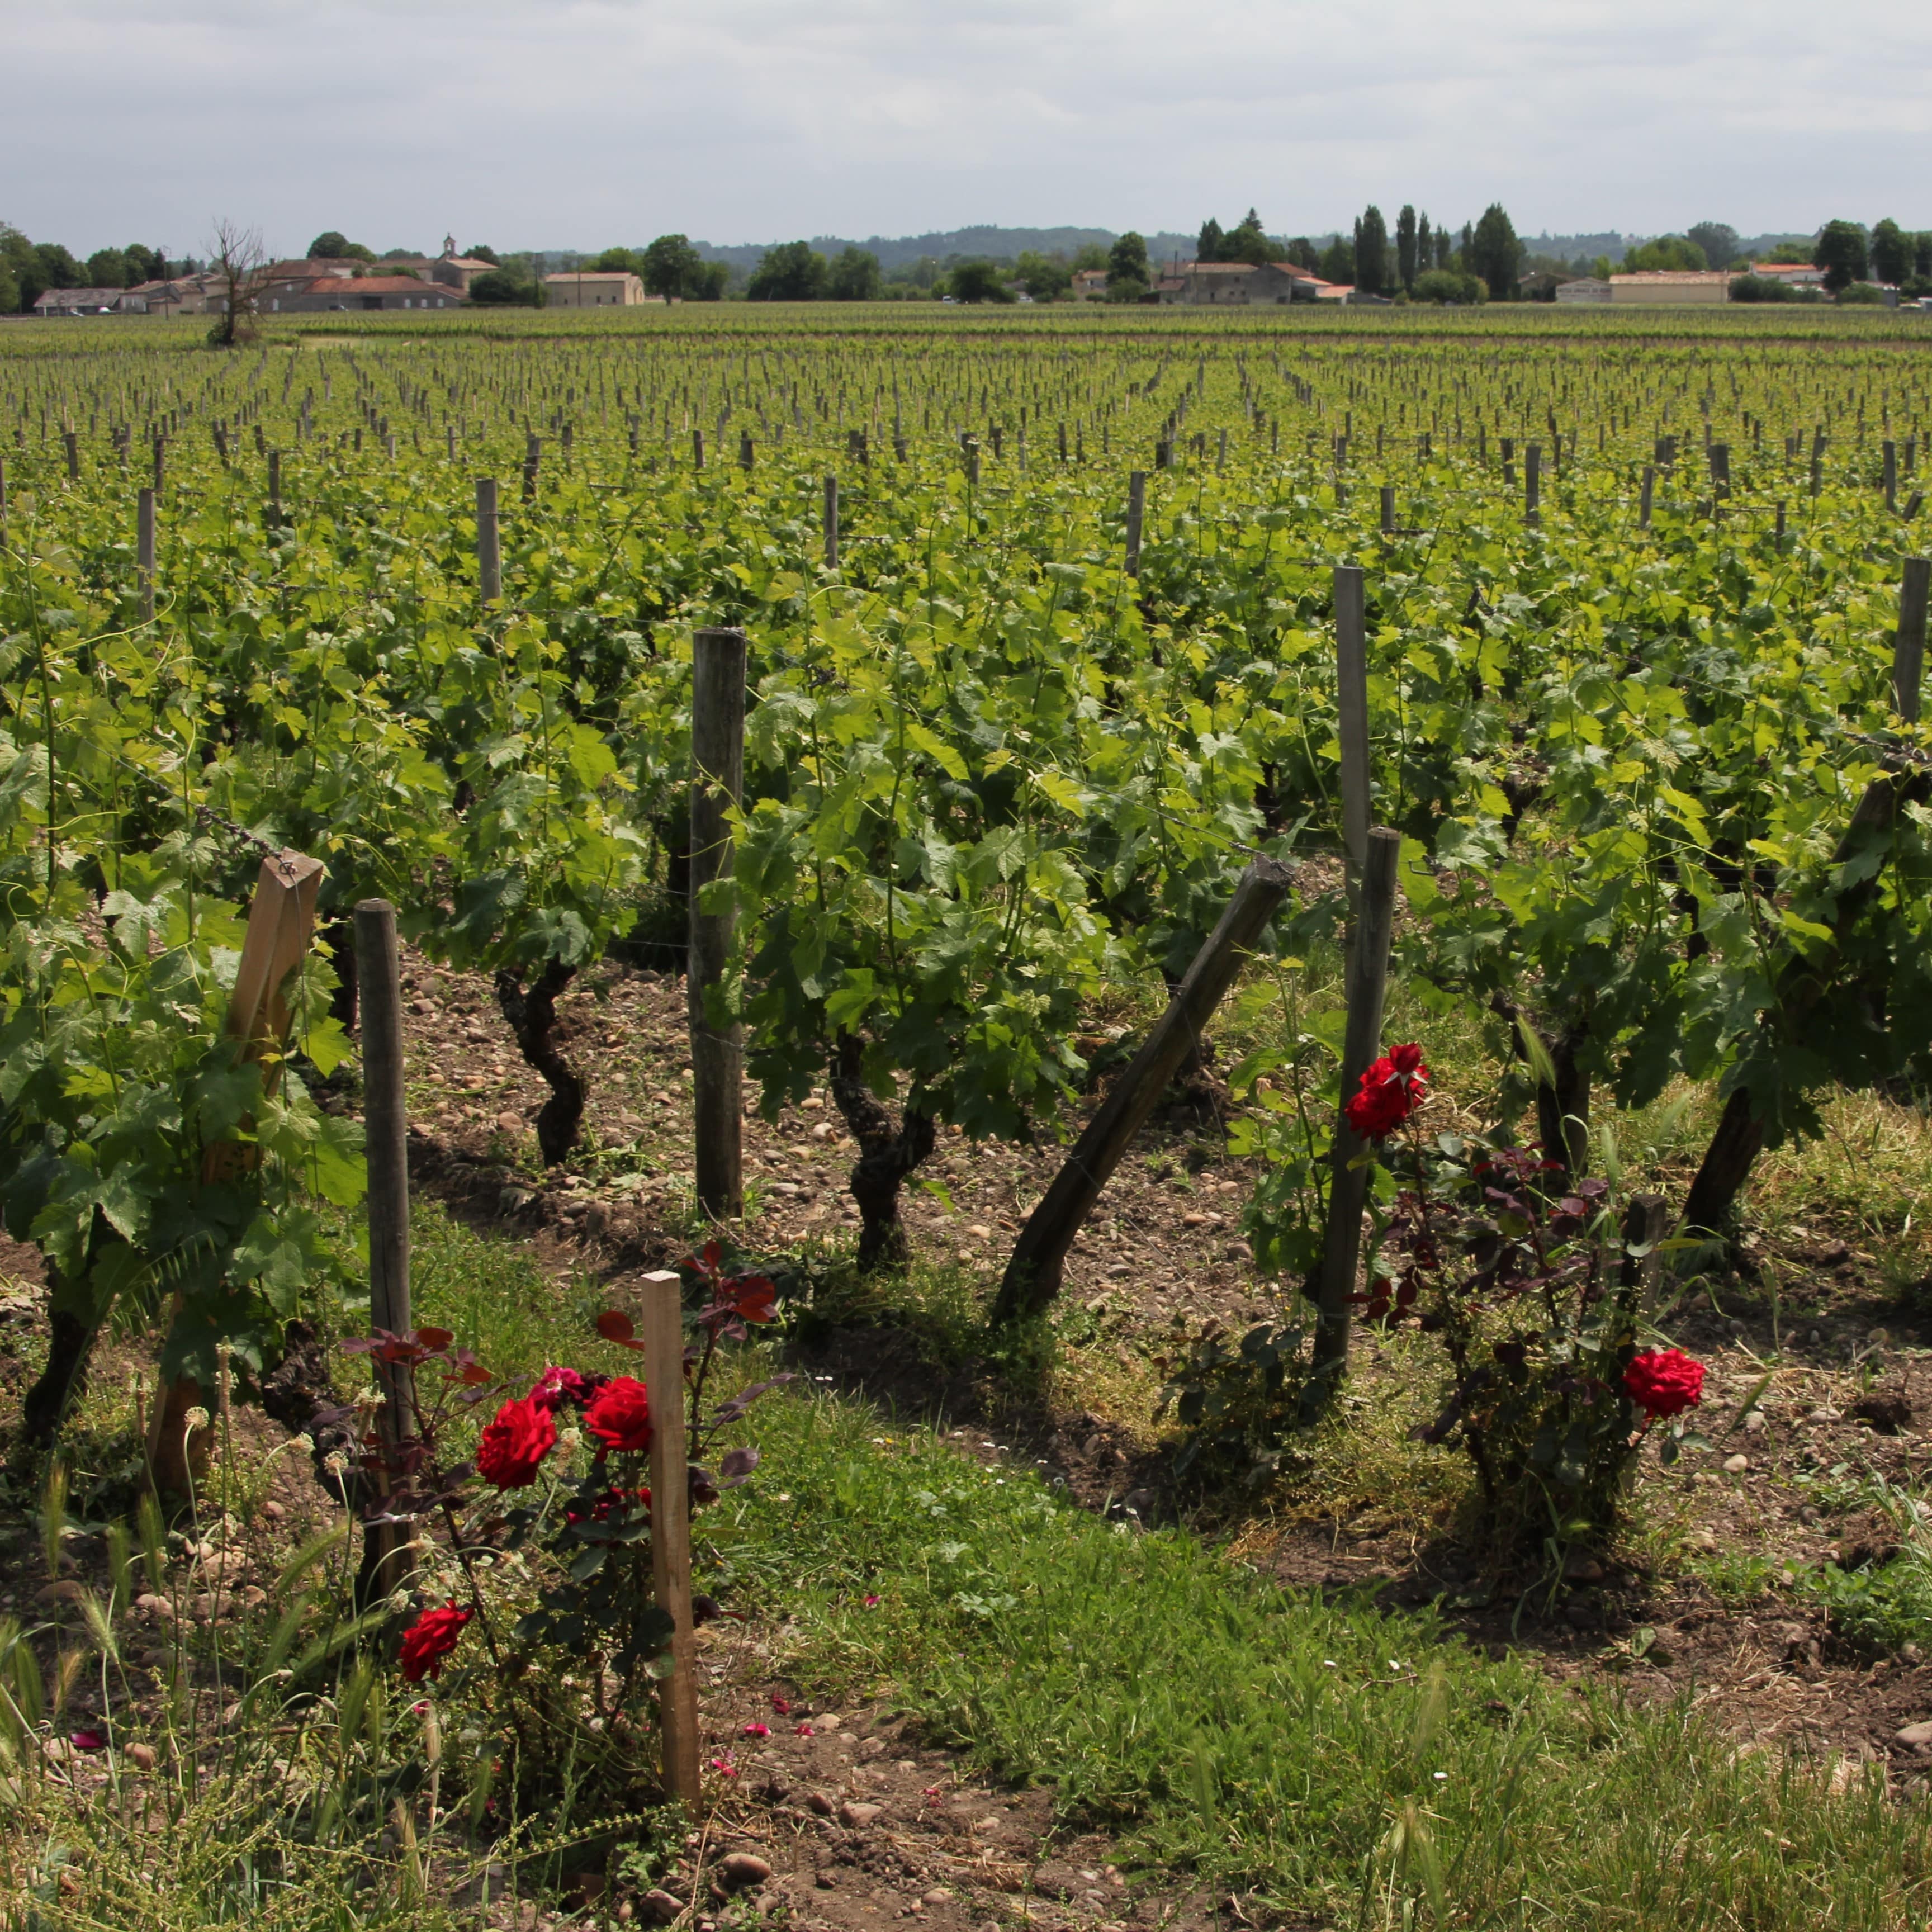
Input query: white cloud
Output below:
<box><xmin>4</xmin><ymin>0</ymin><xmax>1928</xmax><ymax>255</ymax></box>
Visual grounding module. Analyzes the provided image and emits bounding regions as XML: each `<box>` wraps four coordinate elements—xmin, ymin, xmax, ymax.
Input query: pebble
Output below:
<box><xmin>837</xmin><ymin>1801</ymin><xmax>882</xmax><ymax>1828</ymax></box>
<box><xmin>805</xmin><ymin>1791</ymin><xmax>835</xmax><ymax>1816</ymax></box>
<box><xmin>259</xmin><ymin>1500</ymin><xmax>286</xmax><ymax>1522</ymax></box>
<box><xmin>132</xmin><ymin>1594</ymin><xmax>174</xmax><ymax>1622</ymax></box>
<box><xmin>34</xmin><ymin>1581</ymin><xmax>86</xmax><ymax>1606</ymax></box>
<box><xmin>640</xmin><ymin>1887</ymin><xmax>684</xmax><ymax>1925</ymax></box>
<box><xmin>717</xmin><ymin>1853</ymin><xmax>773</xmax><ymax>1890</ymax></box>
<box><xmin>1742</xmin><ymin>1412</ymin><xmax>1766</xmax><ymax>1433</ymax></box>
<box><xmin>1896</xmin><ymin>1721</ymin><xmax>1932</xmax><ymax>1749</ymax></box>
<box><xmin>125</xmin><ymin>1742</ymin><xmax>157</xmax><ymax>1770</ymax></box>
<box><xmin>922</xmin><ymin>1889</ymin><xmax>953</xmax><ymax>1906</ymax></box>
<box><xmin>966</xmin><ymin>1224</ymin><xmax>991</xmax><ymax>1240</ymax></box>
<box><xmin>1722</xmin><ymin>1453</ymin><xmax>1750</xmax><ymax>1474</ymax></box>
<box><xmin>494</xmin><ymin>1110</ymin><xmax>524</xmax><ymax>1135</ymax></box>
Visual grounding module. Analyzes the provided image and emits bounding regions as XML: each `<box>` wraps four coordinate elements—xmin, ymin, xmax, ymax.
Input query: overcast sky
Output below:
<box><xmin>7</xmin><ymin>0</ymin><xmax>1929</xmax><ymax>258</ymax></box>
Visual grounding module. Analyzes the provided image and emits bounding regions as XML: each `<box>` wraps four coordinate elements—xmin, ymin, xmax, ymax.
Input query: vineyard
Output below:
<box><xmin>2</xmin><ymin>305</ymin><xmax>1932</xmax><ymax>1929</ymax></box>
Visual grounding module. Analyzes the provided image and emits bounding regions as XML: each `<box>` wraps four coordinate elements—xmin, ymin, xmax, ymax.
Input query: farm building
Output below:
<box><xmin>1072</xmin><ymin>268</ymin><xmax>1109</xmax><ymax>299</ymax></box>
<box><xmin>544</xmin><ymin>271</ymin><xmax>647</xmax><ymax>307</ymax></box>
<box><xmin>1165</xmin><ymin>261</ymin><xmax>1321</xmax><ymax>306</ymax></box>
<box><xmin>1608</xmin><ymin>271</ymin><xmax>1732</xmax><ymax>305</ymax></box>
<box><xmin>263</xmin><ymin>274</ymin><xmax>467</xmax><ymax>312</ymax></box>
<box><xmin>31</xmin><ymin>287</ymin><xmax>149</xmax><ymax>316</ymax></box>
<box><xmin>1555</xmin><ymin>277</ymin><xmax>1612</xmax><ymax>304</ymax></box>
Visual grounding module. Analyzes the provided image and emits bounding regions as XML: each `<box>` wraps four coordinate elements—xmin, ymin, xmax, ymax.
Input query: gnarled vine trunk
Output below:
<box><xmin>21</xmin><ymin>1302</ymin><xmax>97</xmax><ymax>1448</ymax></box>
<box><xmin>495</xmin><ymin>960</ymin><xmax>584</xmax><ymax>1165</ymax></box>
<box><xmin>1534</xmin><ymin>1024</ymin><xmax>1592</xmax><ymax>1182</ymax></box>
<box><xmin>828</xmin><ymin>1035</ymin><xmax>936</xmax><ymax>1272</ymax></box>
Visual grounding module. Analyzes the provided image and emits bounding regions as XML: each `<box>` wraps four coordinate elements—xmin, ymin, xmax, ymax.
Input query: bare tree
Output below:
<box><xmin>207</xmin><ymin>217</ymin><xmax>271</xmax><ymax>348</ymax></box>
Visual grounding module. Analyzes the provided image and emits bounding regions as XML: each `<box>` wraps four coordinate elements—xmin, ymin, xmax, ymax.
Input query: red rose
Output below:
<box><xmin>1344</xmin><ymin>1045</ymin><xmax>1430</xmax><ymax>1140</ymax></box>
<box><xmin>399</xmin><ymin>1600</ymin><xmax>471</xmax><ymax>1683</ymax></box>
<box><xmin>585</xmin><ymin>1376</ymin><xmax>652</xmax><ymax>1455</ymax></box>
<box><xmin>532</xmin><ymin>1365</ymin><xmax>600</xmax><ymax>1411</ymax></box>
<box><xmin>475</xmin><ymin>1394</ymin><xmax>557</xmax><ymax>1489</ymax></box>
<box><xmin>1622</xmin><ymin>1347</ymin><xmax>1705</xmax><ymax>1419</ymax></box>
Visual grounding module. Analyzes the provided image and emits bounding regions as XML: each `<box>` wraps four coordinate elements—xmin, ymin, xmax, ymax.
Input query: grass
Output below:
<box><xmin>10</xmin><ymin>1202</ymin><xmax>1932</xmax><ymax>1930</ymax></box>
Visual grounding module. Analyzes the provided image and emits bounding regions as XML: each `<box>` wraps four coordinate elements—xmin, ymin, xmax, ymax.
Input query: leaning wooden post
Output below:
<box><xmin>640</xmin><ymin>1269</ymin><xmax>700</xmax><ymax>1812</ymax></box>
<box><xmin>1309</xmin><ymin>827</ymin><xmax>1401</xmax><ymax>1397</ymax></box>
<box><xmin>822</xmin><ymin>475</ymin><xmax>839</xmax><ymax>570</ymax></box>
<box><xmin>689</xmin><ymin>628</ymin><xmax>746</xmax><ymax>1222</ymax></box>
<box><xmin>1124</xmin><ymin>470</ymin><xmax>1147</xmax><ymax>576</ymax></box>
<box><xmin>993</xmin><ymin>858</ymin><xmax>1296</xmax><ymax>1325</ymax></box>
<box><xmin>1896</xmin><ymin>556</ymin><xmax>1929</xmax><ymax>725</ymax></box>
<box><xmin>354</xmin><ymin>899</ymin><xmax>414</xmax><ymax>1601</ymax></box>
<box><xmin>137</xmin><ymin>487</ymin><xmax>156</xmax><ymax>623</ymax></box>
<box><xmin>1334</xmin><ymin>565</ymin><xmax>1370</xmax><ymax>888</ymax></box>
<box><xmin>148</xmin><ymin>849</ymin><xmax>324</xmax><ymax>1498</ymax></box>
<box><xmin>476</xmin><ymin>478</ymin><xmax>501</xmax><ymax>605</ymax></box>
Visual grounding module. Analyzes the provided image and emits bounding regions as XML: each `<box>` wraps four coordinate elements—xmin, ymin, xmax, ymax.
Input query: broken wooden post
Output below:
<box><xmin>993</xmin><ymin>858</ymin><xmax>1296</xmax><ymax>1325</ymax></box>
<box><xmin>640</xmin><ymin>1268</ymin><xmax>700</xmax><ymax>1812</ymax></box>
<box><xmin>689</xmin><ymin>628</ymin><xmax>746</xmax><ymax>1223</ymax></box>
<box><xmin>1617</xmin><ymin>1192</ymin><xmax>1672</xmax><ymax>1318</ymax></box>
<box><xmin>1309</xmin><ymin>826</ymin><xmax>1401</xmax><ymax>1395</ymax></box>
<box><xmin>355</xmin><ymin>899</ymin><xmax>414</xmax><ymax>1602</ymax></box>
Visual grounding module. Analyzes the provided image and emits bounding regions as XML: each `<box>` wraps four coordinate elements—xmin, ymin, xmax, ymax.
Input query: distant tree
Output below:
<box><xmin>1686</xmin><ymin>221</ymin><xmax>1740</xmax><ymax>272</ymax></box>
<box><xmin>1764</xmin><ymin>240</ymin><xmax>1813</xmax><ymax>264</ymax></box>
<box><xmin>1396</xmin><ymin>204</ymin><xmax>1418</xmax><ymax>290</ymax></box>
<box><xmin>1591</xmin><ymin>254</ymin><xmax>1614</xmax><ymax>281</ymax></box>
<box><xmin>84</xmin><ymin>248</ymin><xmax>129</xmax><ymax>288</ymax></box>
<box><xmin>1285</xmin><ymin>236</ymin><xmax>1319</xmax><ymax>271</ymax></box>
<box><xmin>207</xmin><ymin>218</ymin><xmax>271</xmax><ymax>348</ymax></box>
<box><xmin>640</xmin><ymin>233</ymin><xmax>702</xmax><ymax>298</ymax></box>
<box><xmin>465</xmin><ymin>243</ymin><xmax>501</xmax><ymax>266</ymax></box>
<box><xmin>120</xmin><ymin>244</ymin><xmax>164</xmax><ymax>285</ymax></box>
<box><xmin>1836</xmin><ymin>280</ymin><xmax>1888</xmax><ymax>305</ymax></box>
<box><xmin>827</xmin><ymin>245</ymin><xmax>883</xmax><ymax>300</ymax></box>
<box><xmin>307</xmin><ymin>230</ymin><xmax>349</xmax><ymax>259</ymax></box>
<box><xmin>469</xmin><ymin>267</ymin><xmax>543</xmax><ymax>306</ymax></box>
<box><xmin>1415</xmin><ymin>212</ymin><xmax>1431</xmax><ymax>282</ymax></box>
<box><xmin>1071</xmin><ymin>242</ymin><xmax>1109</xmax><ymax>272</ymax></box>
<box><xmin>1459</xmin><ymin>222</ymin><xmax>1473</xmax><ymax>269</ymax></box>
<box><xmin>1469</xmin><ymin>204</ymin><xmax>1522</xmax><ymax>298</ymax></box>
<box><xmin>0</xmin><ymin>225</ymin><xmax>24</xmax><ymax>314</ymax></box>
<box><xmin>1353</xmin><ymin>205</ymin><xmax>1389</xmax><ymax>293</ymax></box>
<box><xmin>1622</xmin><ymin>235</ymin><xmax>1706</xmax><ymax>272</ymax></box>
<box><xmin>1318</xmin><ymin>236</ymin><xmax>1353</xmax><ymax>284</ymax></box>
<box><xmin>1107</xmin><ymin>231</ymin><xmax>1149</xmax><ymax>287</ymax></box>
<box><xmin>1869</xmin><ymin>217</ymin><xmax>1911</xmax><ymax>286</ymax></box>
<box><xmin>1014</xmin><ymin>249</ymin><xmax>1072</xmax><ymax>301</ymax></box>
<box><xmin>1196</xmin><ymin>216</ymin><xmax>1225</xmax><ymax>263</ymax></box>
<box><xmin>689</xmin><ymin>259</ymin><xmax>731</xmax><ymax>301</ymax></box>
<box><xmin>29</xmin><ymin>243</ymin><xmax>82</xmax><ymax>308</ymax></box>
<box><xmin>948</xmin><ymin>261</ymin><xmax>1015</xmax><ymax>304</ymax></box>
<box><xmin>1412</xmin><ymin>268</ymin><xmax>1485</xmax><ymax>306</ymax></box>
<box><xmin>589</xmin><ymin>247</ymin><xmax>646</xmax><ymax>277</ymax></box>
<box><xmin>1729</xmin><ymin>273</ymin><xmax>1795</xmax><ymax>304</ymax></box>
<box><xmin>1813</xmin><ymin>220</ymin><xmax>1869</xmax><ymax>292</ymax></box>
<box><xmin>747</xmin><ymin>241</ymin><xmax>828</xmax><ymax>301</ymax></box>
<box><xmin>1221</xmin><ymin>208</ymin><xmax>1276</xmax><ymax>265</ymax></box>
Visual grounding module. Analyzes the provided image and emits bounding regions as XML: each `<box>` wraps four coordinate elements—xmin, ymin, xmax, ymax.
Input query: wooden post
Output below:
<box><xmin>1125</xmin><ymin>470</ymin><xmax>1146</xmax><ymax>577</ymax></box>
<box><xmin>689</xmin><ymin>628</ymin><xmax>746</xmax><ymax>1222</ymax></box>
<box><xmin>1334</xmin><ymin>565</ymin><xmax>1370</xmax><ymax>880</ymax></box>
<box><xmin>738</xmin><ymin>433</ymin><xmax>754</xmax><ymax>471</ymax></box>
<box><xmin>1525</xmin><ymin>442</ymin><xmax>1541</xmax><ymax>522</ymax></box>
<box><xmin>354</xmin><ymin>900</ymin><xmax>414</xmax><ymax>1602</ymax></box>
<box><xmin>822</xmin><ymin>475</ymin><xmax>838</xmax><ymax>570</ymax></box>
<box><xmin>137</xmin><ymin>488</ymin><xmax>156</xmax><ymax>623</ymax></box>
<box><xmin>692</xmin><ymin>428</ymin><xmax>705</xmax><ymax>470</ymax></box>
<box><xmin>267</xmin><ymin>449</ymin><xmax>281</xmax><ymax>524</ymax></box>
<box><xmin>640</xmin><ymin>1269</ymin><xmax>700</xmax><ymax>1812</ymax></box>
<box><xmin>149</xmin><ymin>850</ymin><xmax>324</xmax><ymax>1499</ymax></box>
<box><xmin>1708</xmin><ymin>442</ymin><xmax>1731</xmax><ymax>499</ymax></box>
<box><xmin>1897</xmin><ymin>556</ymin><xmax>1930</xmax><ymax>726</ymax></box>
<box><xmin>1617</xmin><ymin>1192</ymin><xmax>1671</xmax><ymax>1318</ymax></box>
<box><xmin>1309</xmin><ymin>827</ymin><xmax>1401</xmax><ymax>1394</ymax></box>
<box><xmin>1639</xmin><ymin>466</ymin><xmax>1655</xmax><ymax>530</ymax></box>
<box><xmin>522</xmin><ymin>434</ymin><xmax>541</xmax><ymax>501</ymax></box>
<box><xmin>1379</xmin><ymin>485</ymin><xmax>1395</xmax><ymax>536</ymax></box>
<box><xmin>1884</xmin><ymin>439</ymin><xmax>1898</xmax><ymax>514</ymax></box>
<box><xmin>993</xmin><ymin>858</ymin><xmax>1296</xmax><ymax>1325</ymax></box>
<box><xmin>476</xmin><ymin>478</ymin><xmax>501</xmax><ymax>605</ymax></box>
<box><xmin>63</xmin><ymin>431</ymin><xmax>79</xmax><ymax>483</ymax></box>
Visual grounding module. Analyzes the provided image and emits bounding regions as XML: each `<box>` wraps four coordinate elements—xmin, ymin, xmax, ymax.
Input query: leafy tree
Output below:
<box><xmin>1107</xmin><ymin>230</ymin><xmax>1149</xmax><ymax>287</ymax></box>
<box><xmin>1196</xmin><ymin>217</ymin><xmax>1225</xmax><ymax>263</ymax></box>
<box><xmin>1869</xmin><ymin>217</ymin><xmax>1911</xmax><ymax>286</ymax></box>
<box><xmin>1835</xmin><ymin>280</ymin><xmax>1888</xmax><ymax>306</ymax></box>
<box><xmin>1813</xmin><ymin>220</ymin><xmax>1868</xmax><ymax>292</ymax></box>
<box><xmin>948</xmin><ymin>261</ymin><xmax>1015</xmax><ymax>304</ymax></box>
<box><xmin>465</xmin><ymin>243</ymin><xmax>501</xmax><ymax>265</ymax></box>
<box><xmin>1071</xmin><ymin>242</ymin><xmax>1109</xmax><ymax>272</ymax></box>
<box><xmin>1415</xmin><ymin>212</ymin><xmax>1432</xmax><ymax>280</ymax></box>
<box><xmin>827</xmin><ymin>246</ymin><xmax>883</xmax><ymax>301</ymax></box>
<box><xmin>1412</xmin><ymin>268</ymin><xmax>1485</xmax><ymax>305</ymax></box>
<box><xmin>1353</xmin><ymin>205</ymin><xmax>1389</xmax><ymax>294</ymax></box>
<box><xmin>641</xmin><ymin>233</ymin><xmax>702</xmax><ymax>298</ymax></box>
<box><xmin>470</xmin><ymin>267</ymin><xmax>543</xmax><ymax>306</ymax></box>
<box><xmin>689</xmin><ymin>259</ymin><xmax>731</xmax><ymax>300</ymax></box>
<box><xmin>1221</xmin><ymin>209</ymin><xmax>1276</xmax><ymax>266</ymax></box>
<box><xmin>1396</xmin><ymin>204</ymin><xmax>1418</xmax><ymax>289</ymax></box>
<box><xmin>1686</xmin><ymin>221</ymin><xmax>1740</xmax><ymax>271</ymax></box>
<box><xmin>747</xmin><ymin>241</ymin><xmax>827</xmax><ymax>301</ymax></box>
<box><xmin>1469</xmin><ymin>203</ymin><xmax>1522</xmax><ymax>298</ymax></box>
<box><xmin>1764</xmin><ymin>240</ymin><xmax>1813</xmax><ymax>263</ymax></box>
<box><xmin>1728</xmin><ymin>273</ymin><xmax>1795</xmax><ymax>303</ymax></box>
<box><xmin>1318</xmin><ymin>236</ymin><xmax>1353</xmax><ymax>285</ymax></box>
<box><xmin>84</xmin><ymin>248</ymin><xmax>128</xmax><ymax>288</ymax></box>
<box><xmin>1915</xmin><ymin>233</ymin><xmax>1932</xmax><ymax>281</ymax></box>
<box><xmin>1285</xmin><ymin>236</ymin><xmax>1319</xmax><ymax>271</ymax></box>
<box><xmin>31</xmin><ymin>243</ymin><xmax>81</xmax><ymax>297</ymax></box>
<box><xmin>306</xmin><ymin>231</ymin><xmax>373</xmax><ymax>262</ymax></box>
<box><xmin>589</xmin><ymin>247</ymin><xmax>646</xmax><ymax>277</ymax></box>
<box><xmin>1623</xmin><ymin>235</ymin><xmax>1706</xmax><ymax>272</ymax></box>
<box><xmin>122</xmin><ymin>244</ymin><xmax>164</xmax><ymax>284</ymax></box>
<box><xmin>1014</xmin><ymin>250</ymin><xmax>1071</xmax><ymax>301</ymax></box>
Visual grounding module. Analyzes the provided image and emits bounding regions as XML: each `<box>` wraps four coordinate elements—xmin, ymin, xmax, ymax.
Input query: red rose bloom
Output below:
<box><xmin>532</xmin><ymin>1365</ymin><xmax>600</xmax><ymax>1411</ymax></box>
<box><xmin>1344</xmin><ymin>1043</ymin><xmax>1430</xmax><ymax>1140</ymax></box>
<box><xmin>475</xmin><ymin>1394</ymin><xmax>557</xmax><ymax>1489</ymax></box>
<box><xmin>585</xmin><ymin>1376</ymin><xmax>652</xmax><ymax>1455</ymax></box>
<box><xmin>1622</xmin><ymin>1347</ymin><xmax>1705</xmax><ymax>1419</ymax></box>
<box><xmin>399</xmin><ymin>1600</ymin><xmax>471</xmax><ymax>1683</ymax></box>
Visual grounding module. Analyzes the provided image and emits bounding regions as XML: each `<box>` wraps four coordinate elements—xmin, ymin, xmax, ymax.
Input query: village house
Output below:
<box><xmin>31</xmin><ymin>286</ymin><xmax>150</xmax><ymax>316</ymax></box>
<box><xmin>543</xmin><ymin>269</ymin><xmax>647</xmax><ymax>307</ymax></box>
<box><xmin>1158</xmin><ymin>260</ymin><xmax>1324</xmax><ymax>306</ymax></box>
<box><xmin>1749</xmin><ymin>261</ymin><xmax>1827</xmax><ymax>288</ymax></box>
<box><xmin>262</xmin><ymin>272</ymin><xmax>467</xmax><ymax>313</ymax></box>
<box><xmin>1555</xmin><ymin>277</ymin><xmax>1611</xmax><ymax>304</ymax></box>
<box><xmin>1608</xmin><ymin>270</ymin><xmax>1732</xmax><ymax>305</ymax></box>
<box><xmin>1072</xmin><ymin>268</ymin><xmax>1109</xmax><ymax>299</ymax></box>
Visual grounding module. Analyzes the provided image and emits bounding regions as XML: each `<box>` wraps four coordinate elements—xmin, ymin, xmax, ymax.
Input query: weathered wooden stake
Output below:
<box><xmin>1334</xmin><ymin>565</ymin><xmax>1370</xmax><ymax>881</ymax></box>
<box><xmin>993</xmin><ymin>858</ymin><xmax>1296</xmax><ymax>1325</ymax></box>
<box><xmin>822</xmin><ymin>475</ymin><xmax>839</xmax><ymax>570</ymax></box>
<box><xmin>1309</xmin><ymin>826</ymin><xmax>1401</xmax><ymax>1394</ymax></box>
<box><xmin>641</xmin><ymin>1269</ymin><xmax>700</xmax><ymax>1811</ymax></box>
<box><xmin>1897</xmin><ymin>556</ymin><xmax>1930</xmax><ymax>725</ymax></box>
<box><xmin>689</xmin><ymin>628</ymin><xmax>746</xmax><ymax>1222</ymax></box>
<box><xmin>267</xmin><ymin>449</ymin><xmax>281</xmax><ymax>524</ymax></box>
<box><xmin>476</xmin><ymin>478</ymin><xmax>501</xmax><ymax>605</ymax></box>
<box><xmin>1379</xmin><ymin>485</ymin><xmax>1395</xmax><ymax>536</ymax></box>
<box><xmin>354</xmin><ymin>899</ymin><xmax>414</xmax><ymax>1600</ymax></box>
<box><xmin>1124</xmin><ymin>470</ymin><xmax>1146</xmax><ymax>577</ymax></box>
<box><xmin>1639</xmin><ymin>466</ymin><xmax>1655</xmax><ymax>530</ymax></box>
<box><xmin>137</xmin><ymin>488</ymin><xmax>156</xmax><ymax>623</ymax></box>
<box><xmin>1525</xmin><ymin>442</ymin><xmax>1542</xmax><ymax>522</ymax></box>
